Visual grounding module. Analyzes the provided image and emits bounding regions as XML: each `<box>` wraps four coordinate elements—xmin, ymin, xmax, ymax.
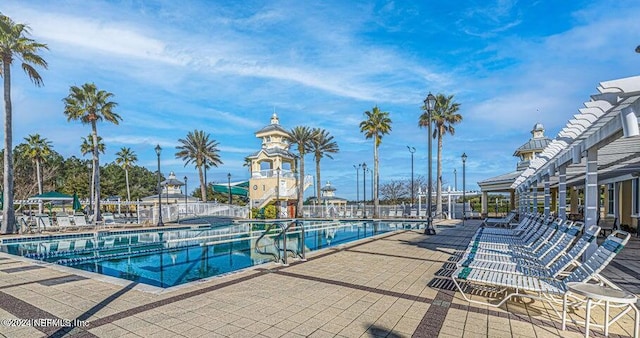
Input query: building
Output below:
<box><xmin>510</xmin><ymin>75</ymin><xmax>640</xmax><ymax>233</ymax></box>
<box><xmin>142</xmin><ymin>171</ymin><xmax>199</xmax><ymax>204</ymax></box>
<box><xmin>309</xmin><ymin>181</ymin><xmax>348</xmax><ymax>207</ymax></box>
<box><xmin>477</xmin><ymin>123</ymin><xmax>552</xmax><ymax>216</ymax></box>
<box><xmin>246</xmin><ymin>113</ymin><xmax>312</xmax><ymax>216</ymax></box>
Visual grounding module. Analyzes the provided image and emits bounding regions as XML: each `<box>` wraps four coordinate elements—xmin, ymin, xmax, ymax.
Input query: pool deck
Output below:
<box><xmin>0</xmin><ymin>219</ymin><xmax>638</xmax><ymax>337</ymax></box>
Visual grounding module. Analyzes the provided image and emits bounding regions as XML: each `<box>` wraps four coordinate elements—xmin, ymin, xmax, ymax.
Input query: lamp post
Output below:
<box><xmin>454</xmin><ymin>168</ymin><xmax>457</xmax><ymax>191</ymax></box>
<box><xmin>184</xmin><ymin>175</ymin><xmax>188</xmax><ymax>214</ymax></box>
<box><xmin>227</xmin><ymin>173</ymin><xmax>232</xmax><ymax>205</ymax></box>
<box><xmin>362</xmin><ymin>162</ymin><xmax>367</xmax><ymax>218</ymax></box>
<box><xmin>407</xmin><ymin>146</ymin><xmax>415</xmax><ymax>206</ymax></box>
<box><xmin>155</xmin><ymin>144</ymin><xmax>164</xmax><ymax>227</ymax></box>
<box><xmin>424</xmin><ymin>92</ymin><xmax>436</xmax><ymax>234</ymax></box>
<box><xmin>275</xmin><ymin>167</ymin><xmax>280</xmax><ymax>219</ymax></box>
<box><xmin>462</xmin><ymin>152</ymin><xmax>467</xmax><ymax>226</ymax></box>
<box><xmin>353</xmin><ymin>164</ymin><xmax>360</xmax><ymax>210</ymax></box>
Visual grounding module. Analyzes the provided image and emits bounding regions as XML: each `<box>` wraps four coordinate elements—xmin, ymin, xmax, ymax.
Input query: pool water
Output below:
<box><xmin>0</xmin><ymin>221</ymin><xmax>408</xmax><ymax>288</ymax></box>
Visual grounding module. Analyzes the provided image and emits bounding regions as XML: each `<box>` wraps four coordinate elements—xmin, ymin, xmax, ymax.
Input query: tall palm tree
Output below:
<box><xmin>0</xmin><ymin>14</ymin><xmax>48</xmax><ymax>234</ymax></box>
<box><xmin>175</xmin><ymin>130</ymin><xmax>223</xmax><ymax>202</ymax></box>
<box><xmin>80</xmin><ymin>134</ymin><xmax>105</xmax><ymax>210</ymax></box>
<box><xmin>288</xmin><ymin>126</ymin><xmax>314</xmax><ymax>218</ymax></box>
<box><xmin>115</xmin><ymin>147</ymin><xmax>137</xmax><ymax>202</ymax></box>
<box><xmin>310</xmin><ymin>128</ymin><xmax>339</xmax><ymax>200</ymax></box>
<box><xmin>23</xmin><ymin>134</ymin><xmax>52</xmax><ymax>213</ymax></box>
<box><xmin>419</xmin><ymin>94</ymin><xmax>462</xmax><ymax>218</ymax></box>
<box><xmin>359</xmin><ymin>106</ymin><xmax>392</xmax><ymax>218</ymax></box>
<box><xmin>63</xmin><ymin>83</ymin><xmax>120</xmax><ymax>221</ymax></box>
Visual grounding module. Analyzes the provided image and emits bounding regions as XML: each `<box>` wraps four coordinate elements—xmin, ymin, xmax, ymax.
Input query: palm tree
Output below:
<box><xmin>115</xmin><ymin>147</ymin><xmax>137</xmax><ymax>202</ymax></box>
<box><xmin>419</xmin><ymin>94</ymin><xmax>462</xmax><ymax>218</ymax></box>
<box><xmin>288</xmin><ymin>126</ymin><xmax>314</xmax><ymax>217</ymax></box>
<box><xmin>310</xmin><ymin>128</ymin><xmax>339</xmax><ymax>200</ymax></box>
<box><xmin>63</xmin><ymin>83</ymin><xmax>120</xmax><ymax>221</ymax></box>
<box><xmin>80</xmin><ymin>134</ymin><xmax>105</xmax><ymax>210</ymax></box>
<box><xmin>175</xmin><ymin>130</ymin><xmax>223</xmax><ymax>202</ymax></box>
<box><xmin>359</xmin><ymin>106</ymin><xmax>392</xmax><ymax>218</ymax></box>
<box><xmin>23</xmin><ymin>134</ymin><xmax>52</xmax><ymax>213</ymax></box>
<box><xmin>0</xmin><ymin>14</ymin><xmax>48</xmax><ymax>234</ymax></box>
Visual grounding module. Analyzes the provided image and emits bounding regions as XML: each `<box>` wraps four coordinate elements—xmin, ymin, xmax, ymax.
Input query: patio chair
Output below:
<box><xmin>482</xmin><ymin>212</ymin><xmax>517</xmax><ymax>228</ymax></box>
<box><xmin>458</xmin><ymin>225</ymin><xmax>599</xmax><ymax>278</ymax></box>
<box><xmin>468</xmin><ymin>216</ymin><xmax>559</xmax><ymax>254</ymax></box>
<box><xmin>473</xmin><ymin>214</ymin><xmax>547</xmax><ymax>241</ymax></box>
<box><xmin>451</xmin><ymin>230</ymin><xmax>631</xmax><ymax>317</ymax></box>
<box><xmin>35</xmin><ymin>214</ymin><xmax>59</xmax><ymax>232</ymax></box>
<box><xmin>460</xmin><ymin>220</ymin><xmax>573</xmax><ymax>265</ymax></box>
<box><xmin>16</xmin><ymin>214</ymin><xmax>37</xmax><ymax>234</ymax></box>
<box><xmin>479</xmin><ymin>213</ymin><xmax>540</xmax><ymax>236</ymax></box>
<box><xmin>56</xmin><ymin>213</ymin><xmax>77</xmax><ymax>231</ymax></box>
<box><xmin>598</xmin><ymin>215</ymin><xmax>618</xmax><ymax>237</ymax></box>
<box><xmin>73</xmin><ymin>213</ymin><xmax>94</xmax><ymax>229</ymax></box>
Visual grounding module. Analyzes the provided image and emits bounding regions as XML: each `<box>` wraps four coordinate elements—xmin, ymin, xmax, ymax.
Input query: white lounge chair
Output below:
<box><xmin>73</xmin><ymin>213</ymin><xmax>94</xmax><ymax>229</ymax></box>
<box><xmin>457</xmin><ymin>225</ymin><xmax>600</xmax><ymax>278</ymax></box>
<box><xmin>56</xmin><ymin>213</ymin><xmax>76</xmax><ymax>231</ymax></box>
<box><xmin>36</xmin><ymin>214</ymin><xmax>59</xmax><ymax>232</ymax></box>
<box><xmin>16</xmin><ymin>214</ymin><xmax>37</xmax><ymax>234</ymax></box>
<box><xmin>451</xmin><ymin>230</ymin><xmax>631</xmax><ymax>317</ymax></box>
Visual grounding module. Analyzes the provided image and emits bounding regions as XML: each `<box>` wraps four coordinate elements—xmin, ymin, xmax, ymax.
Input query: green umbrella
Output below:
<box><xmin>72</xmin><ymin>192</ymin><xmax>82</xmax><ymax>211</ymax></box>
<box><xmin>0</xmin><ymin>190</ymin><xmax>3</xmax><ymax>210</ymax></box>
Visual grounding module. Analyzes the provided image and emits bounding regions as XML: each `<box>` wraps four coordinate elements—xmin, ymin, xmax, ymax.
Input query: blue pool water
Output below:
<box><xmin>0</xmin><ymin>221</ymin><xmax>409</xmax><ymax>288</ymax></box>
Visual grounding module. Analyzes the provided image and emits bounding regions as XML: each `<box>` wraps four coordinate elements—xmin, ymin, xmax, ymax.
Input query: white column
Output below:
<box><xmin>558</xmin><ymin>166</ymin><xmax>567</xmax><ymax>220</ymax></box>
<box><xmin>544</xmin><ymin>175</ymin><xmax>550</xmax><ymax>218</ymax></box>
<box><xmin>584</xmin><ymin>147</ymin><xmax>598</xmax><ymax>260</ymax></box>
<box><xmin>481</xmin><ymin>191</ymin><xmax>488</xmax><ymax>217</ymax></box>
<box><xmin>532</xmin><ymin>184</ymin><xmax>538</xmax><ymax>214</ymax></box>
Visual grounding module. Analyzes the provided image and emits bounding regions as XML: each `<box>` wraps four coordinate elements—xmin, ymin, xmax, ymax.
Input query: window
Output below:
<box><xmin>633</xmin><ymin>178</ymin><xmax>639</xmax><ymax>216</ymax></box>
<box><xmin>607</xmin><ymin>183</ymin><xmax>615</xmax><ymax>215</ymax></box>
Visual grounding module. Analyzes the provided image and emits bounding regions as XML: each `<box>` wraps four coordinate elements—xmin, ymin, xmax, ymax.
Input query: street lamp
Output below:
<box><xmin>462</xmin><ymin>152</ymin><xmax>468</xmax><ymax>226</ymax></box>
<box><xmin>275</xmin><ymin>167</ymin><xmax>280</xmax><ymax>219</ymax></box>
<box><xmin>407</xmin><ymin>146</ymin><xmax>415</xmax><ymax>206</ymax></box>
<box><xmin>227</xmin><ymin>173</ymin><xmax>232</xmax><ymax>205</ymax></box>
<box><xmin>353</xmin><ymin>164</ymin><xmax>360</xmax><ymax>210</ymax></box>
<box><xmin>184</xmin><ymin>175</ymin><xmax>188</xmax><ymax>213</ymax></box>
<box><xmin>155</xmin><ymin>144</ymin><xmax>164</xmax><ymax>227</ymax></box>
<box><xmin>362</xmin><ymin>162</ymin><xmax>367</xmax><ymax>218</ymax></box>
<box><xmin>424</xmin><ymin>92</ymin><xmax>436</xmax><ymax>234</ymax></box>
<box><xmin>454</xmin><ymin>168</ymin><xmax>457</xmax><ymax>191</ymax></box>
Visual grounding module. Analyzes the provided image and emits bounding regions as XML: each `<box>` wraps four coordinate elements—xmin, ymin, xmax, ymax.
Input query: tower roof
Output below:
<box><xmin>255</xmin><ymin>112</ymin><xmax>290</xmax><ymax>136</ymax></box>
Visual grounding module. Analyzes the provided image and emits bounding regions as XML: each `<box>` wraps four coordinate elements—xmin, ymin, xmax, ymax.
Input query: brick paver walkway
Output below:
<box><xmin>0</xmin><ymin>220</ymin><xmax>637</xmax><ymax>337</ymax></box>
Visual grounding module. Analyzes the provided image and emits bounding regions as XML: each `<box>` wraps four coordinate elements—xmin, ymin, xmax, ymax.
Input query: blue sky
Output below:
<box><xmin>2</xmin><ymin>0</ymin><xmax>639</xmax><ymax>200</ymax></box>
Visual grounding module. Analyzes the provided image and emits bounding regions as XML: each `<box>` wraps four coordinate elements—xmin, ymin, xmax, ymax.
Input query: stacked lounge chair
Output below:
<box><xmin>451</xmin><ymin>226</ymin><xmax>630</xmax><ymax>316</ymax></box>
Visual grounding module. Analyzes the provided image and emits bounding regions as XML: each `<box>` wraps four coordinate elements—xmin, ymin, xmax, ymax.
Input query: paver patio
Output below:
<box><xmin>0</xmin><ymin>219</ymin><xmax>638</xmax><ymax>337</ymax></box>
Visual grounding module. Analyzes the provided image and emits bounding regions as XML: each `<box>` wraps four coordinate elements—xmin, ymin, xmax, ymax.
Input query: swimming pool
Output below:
<box><xmin>0</xmin><ymin>220</ymin><xmax>410</xmax><ymax>288</ymax></box>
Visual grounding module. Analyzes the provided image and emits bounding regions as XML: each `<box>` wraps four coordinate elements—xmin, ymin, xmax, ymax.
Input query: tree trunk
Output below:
<box><xmin>297</xmin><ymin>151</ymin><xmax>305</xmax><ymax>218</ymax></box>
<box><xmin>2</xmin><ymin>60</ymin><xmax>15</xmax><ymax>234</ymax></box>
<box><xmin>36</xmin><ymin>160</ymin><xmax>43</xmax><ymax>214</ymax></box>
<box><xmin>91</xmin><ymin>160</ymin><xmax>95</xmax><ymax>214</ymax></box>
<box><xmin>436</xmin><ymin>132</ymin><xmax>443</xmax><ymax>218</ymax></box>
<box><xmin>198</xmin><ymin>165</ymin><xmax>206</xmax><ymax>202</ymax></box>
<box><xmin>315</xmin><ymin>157</ymin><xmax>321</xmax><ymax>202</ymax></box>
<box><xmin>374</xmin><ymin>137</ymin><xmax>379</xmax><ymax>218</ymax></box>
<box><xmin>91</xmin><ymin>123</ymin><xmax>101</xmax><ymax>221</ymax></box>
<box><xmin>125</xmin><ymin>168</ymin><xmax>131</xmax><ymax>202</ymax></box>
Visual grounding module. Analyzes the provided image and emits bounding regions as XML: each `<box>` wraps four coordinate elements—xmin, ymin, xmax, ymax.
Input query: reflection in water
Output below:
<box><xmin>1</xmin><ymin>221</ymin><xmax>403</xmax><ymax>288</ymax></box>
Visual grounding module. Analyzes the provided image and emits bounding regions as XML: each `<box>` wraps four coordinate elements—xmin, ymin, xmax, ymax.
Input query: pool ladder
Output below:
<box><xmin>255</xmin><ymin>220</ymin><xmax>306</xmax><ymax>266</ymax></box>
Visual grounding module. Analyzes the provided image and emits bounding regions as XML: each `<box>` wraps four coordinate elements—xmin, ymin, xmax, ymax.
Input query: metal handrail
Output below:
<box><xmin>254</xmin><ymin>223</ymin><xmax>280</xmax><ymax>261</ymax></box>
